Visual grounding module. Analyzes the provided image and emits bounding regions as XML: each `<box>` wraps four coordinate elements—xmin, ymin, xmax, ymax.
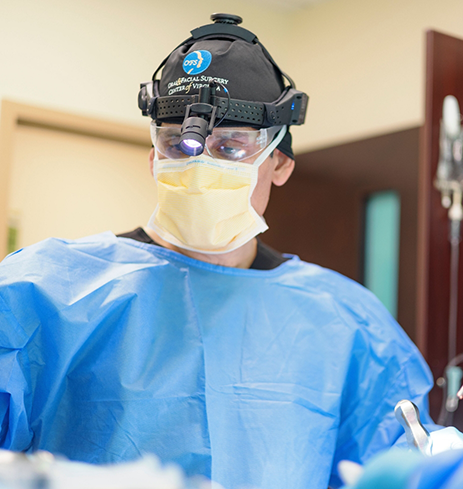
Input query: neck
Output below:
<box><xmin>142</xmin><ymin>227</ymin><xmax>258</xmax><ymax>269</ymax></box>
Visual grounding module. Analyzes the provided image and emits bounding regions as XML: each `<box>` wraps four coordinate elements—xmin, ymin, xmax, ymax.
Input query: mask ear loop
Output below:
<box><xmin>245</xmin><ymin>125</ymin><xmax>288</xmax><ymax>235</ymax></box>
<box><xmin>253</xmin><ymin>125</ymin><xmax>287</xmax><ymax>168</ymax></box>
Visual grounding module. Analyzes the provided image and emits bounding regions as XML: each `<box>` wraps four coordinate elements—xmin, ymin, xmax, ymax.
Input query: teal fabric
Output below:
<box><xmin>364</xmin><ymin>190</ymin><xmax>401</xmax><ymax>318</ymax></box>
<box><xmin>0</xmin><ymin>232</ymin><xmax>436</xmax><ymax>489</ymax></box>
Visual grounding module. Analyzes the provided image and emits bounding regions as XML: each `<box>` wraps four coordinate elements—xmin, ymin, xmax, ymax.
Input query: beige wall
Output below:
<box><xmin>287</xmin><ymin>0</ymin><xmax>463</xmax><ymax>152</ymax></box>
<box><xmin>0</xmin><ymin>0</ymin><xmax>291</xmax><ymax>135</ymax></box>
<box><xmin>1</xmin><ymin>0</ymin><xmax>463</xmax><ymax>153</ymax></box>
<box><xmin>9</xmin><ymin>123</ymin><xmax>154</xmax><ymax>249</ymax></box>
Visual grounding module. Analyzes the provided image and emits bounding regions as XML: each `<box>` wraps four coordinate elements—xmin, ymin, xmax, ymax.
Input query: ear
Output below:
<box><xmin>272</xmin><ymin>150</ymin><xmax>295</xmax><ymax>187</ymax></box>
<box><xmin>149</xmin><ymin>147</ymin><xmax>155</xmax><ymax>176</ymax></box>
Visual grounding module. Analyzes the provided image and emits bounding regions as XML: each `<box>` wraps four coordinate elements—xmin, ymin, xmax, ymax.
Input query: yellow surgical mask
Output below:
<box><xmin>147</xmin><ymin>126</ymin><xmax>286</xmax><ymax>254</ymax></box>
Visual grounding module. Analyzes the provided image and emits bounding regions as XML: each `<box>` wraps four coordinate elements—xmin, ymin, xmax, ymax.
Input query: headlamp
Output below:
<box><xmin>176</xmin><ymin>81</ymin><xmax>223</xmax><ymax>157</ymax></box>
<box><xmin>179</xmin><ymin>118</ymin><xmax>208</xmax><ymax>156</ymax></box>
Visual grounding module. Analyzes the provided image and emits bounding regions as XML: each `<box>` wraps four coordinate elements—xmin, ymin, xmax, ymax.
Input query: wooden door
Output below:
<box><xmin>417</xmin><ymin>30</ymin><xmax>463</xmax><ymax>425</ymax></box>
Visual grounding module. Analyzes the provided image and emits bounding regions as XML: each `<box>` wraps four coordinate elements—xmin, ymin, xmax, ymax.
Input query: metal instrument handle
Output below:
<box><xmin>394</xmin><ymin>400</ymin><xmax>433</xmax><ymax>456</ymax></box>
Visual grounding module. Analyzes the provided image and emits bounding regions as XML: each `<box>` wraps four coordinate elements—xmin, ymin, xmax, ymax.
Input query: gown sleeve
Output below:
<box><xmin>0</xmin><ymin>293</ymin><xmax>34</xmax><ymax>451</ymax></box>
<box><xmin>328</xmin><ymin>282</ymin><xmax>437</xmax><ymax>488</ymax></box>
<box><xmin>0</xmin><ymin>246</ymin><xmax>44</xmax><ymax>452</ymax></box>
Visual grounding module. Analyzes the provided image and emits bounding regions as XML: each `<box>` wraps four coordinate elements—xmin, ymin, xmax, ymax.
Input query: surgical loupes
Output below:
<box><xmin>395</xmin><ymin>400</ymin><xmax>433</xmax><ymax>456</ymax></box>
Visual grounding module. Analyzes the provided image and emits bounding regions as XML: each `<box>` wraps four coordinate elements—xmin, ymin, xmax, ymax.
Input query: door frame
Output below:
<box><xmin>0</xmin><ymin>100</ymin><xmax>150</xmax><ymax>258</ymax></box>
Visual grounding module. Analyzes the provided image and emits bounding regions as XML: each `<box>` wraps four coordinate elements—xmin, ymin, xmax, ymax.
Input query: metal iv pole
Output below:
<box><xmin>435</xmin><ymin>95</ymin><xmax>463</xmax><ymax>426</ymax></box>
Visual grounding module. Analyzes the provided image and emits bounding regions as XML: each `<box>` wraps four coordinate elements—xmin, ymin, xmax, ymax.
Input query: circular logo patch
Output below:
<box><xmin>182</xmin><ymin>50</ymin><xmax>212</xmax><ymax>75</ymax></box>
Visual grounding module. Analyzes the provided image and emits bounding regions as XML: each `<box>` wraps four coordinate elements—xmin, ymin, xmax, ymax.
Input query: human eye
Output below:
<box><xmin>210</xmin><ymin>137</ymin><xmax>248</xmax><ymax>161</ymax></box>
<box><xmin>159</xmin><ymin>131</ymin><xmax>185</xmax><ymax>159</ymax></box>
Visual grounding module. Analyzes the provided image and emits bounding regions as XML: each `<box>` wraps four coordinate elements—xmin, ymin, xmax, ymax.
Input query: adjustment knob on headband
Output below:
<box><xmin>211</xmin><ymin>13</ymin><xmax>243</xmax><ymax>25</ymax></box>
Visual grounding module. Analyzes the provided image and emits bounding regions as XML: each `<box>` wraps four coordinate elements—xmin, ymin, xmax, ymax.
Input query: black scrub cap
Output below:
<box><xmin>154</xmin><ymin>14</ymin><xmax>299</xmax><ymax>160</ymax></box>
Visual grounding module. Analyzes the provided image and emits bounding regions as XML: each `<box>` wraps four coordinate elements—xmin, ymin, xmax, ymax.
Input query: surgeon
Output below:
<box><xmin>0</xmin><ymin>12</ymin><xmax>462</xmax><ymax>489</ymax></box>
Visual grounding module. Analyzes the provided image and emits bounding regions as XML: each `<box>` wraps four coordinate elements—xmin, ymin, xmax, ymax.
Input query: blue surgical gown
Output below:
<box><xmin>343</xmin><ymin>449</ymin><xmax>463</xmax><ymax>489</ymax></box>
<box><xmin>0</xmin><ymin>232</ymin><xmax>436</xmax><ymax>489</ymax></box>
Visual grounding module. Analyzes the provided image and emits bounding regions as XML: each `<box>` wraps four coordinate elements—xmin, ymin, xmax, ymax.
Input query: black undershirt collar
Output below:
<box><xmin>117</xmin><ymin>227</ymin><xmax>289</xmax><ymax>270</ymax></box>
